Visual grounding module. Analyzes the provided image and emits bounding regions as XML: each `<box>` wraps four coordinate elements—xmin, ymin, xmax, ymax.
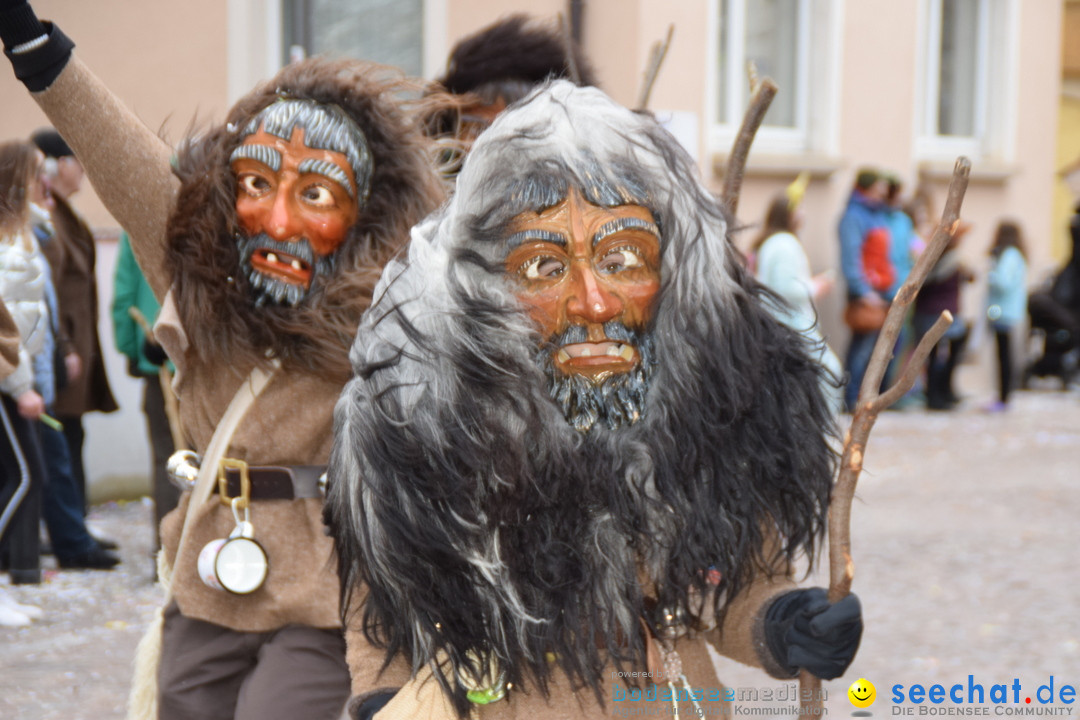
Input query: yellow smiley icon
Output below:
<box><xmin>848</xmin><ymin>678</ymin><xmax>876</xmax><ymax>708</ymax></box>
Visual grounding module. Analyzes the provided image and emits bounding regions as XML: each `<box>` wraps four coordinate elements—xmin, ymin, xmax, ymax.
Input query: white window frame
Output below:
<box><xmin>227</xmin><ymin>0</ymin><xmax>285</xmax><ymax>105</ymax></box>
<box><xmin>706</xmin><ymin>0</ymin><xmax>842</xmax><ymax>157</ymax></box>
<box><xmin>226</xmin><ymin>0</ymin><xmax>447</xmax><ymax>104</ymax></box>
<box><xmin>914</xmin><ymin>0</ymin><xmax>1019</xmax><ymax>163</ymax></box>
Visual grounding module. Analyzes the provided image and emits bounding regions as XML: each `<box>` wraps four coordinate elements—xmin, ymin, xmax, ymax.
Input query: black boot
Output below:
<box><xmin>925</xmin><ymin>344</ymin><xmax>952</xmax><ymax>410</ymax></box>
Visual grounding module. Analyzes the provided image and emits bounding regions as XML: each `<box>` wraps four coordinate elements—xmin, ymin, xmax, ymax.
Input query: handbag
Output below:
<box><xmin>844</xmin><ymin>298</ymin><xmax>888</xmax><ymax>333</ymax></box>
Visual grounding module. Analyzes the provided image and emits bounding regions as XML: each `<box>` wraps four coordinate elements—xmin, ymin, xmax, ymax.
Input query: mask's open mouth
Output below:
<box><xmin>555</xmin><ymin>341</ymin><xmax>638</xmax><ymax>378</ymax></box>
<box><xmin>249</xmin><ymin>248</ymin><xmax>312</xmax><ymax>288</ymax></box>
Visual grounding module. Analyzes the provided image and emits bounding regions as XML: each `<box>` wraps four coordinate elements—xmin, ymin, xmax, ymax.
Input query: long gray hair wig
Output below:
<box><xmin>326</xmin><ymin>81</ymin><xmax>837</xmax><ymax>714</ymax></box>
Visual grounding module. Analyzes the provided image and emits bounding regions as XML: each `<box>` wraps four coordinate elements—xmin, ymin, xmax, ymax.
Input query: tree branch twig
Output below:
<box><xmin>720</xmin><ymin>73</ymin><xmax>777</xmax><ymax>217</ymax></box>
<box><xmin>558</xmin><ymin>13</ymin><xmax>582</xmax><ymax>85</ymax></box>
<box><xmin>799</xmin><ymin>157</ymin><xmax>972</xmax><ymax>711</ymax></box>
<box><xmin>636</xmin><ymin>24</ymin><xmax>675</xmax><ymax>111</ymax></box>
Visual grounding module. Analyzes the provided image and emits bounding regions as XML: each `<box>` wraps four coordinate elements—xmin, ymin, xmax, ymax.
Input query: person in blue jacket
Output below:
<box><xmin>985</xmin><ymin>220</ymin><xmax>1028</xmax><ymax>411</ymax></box>
<box><xmin>837</xmin><ymin>168</ymin><xmax>892</xmax><ymax>412</ymax></box>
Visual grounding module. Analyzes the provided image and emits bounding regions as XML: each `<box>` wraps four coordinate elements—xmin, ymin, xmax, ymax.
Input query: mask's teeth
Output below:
<box><xmin>619</xmin><ymin>344</ymin><xmax>634</xmax><ymax>361</ymax></box>
<box><xmin>266</xmin><ymin>252</ymin><xmax>278</xmax><ymax>265</ymax></box>
<box><xmin>606</xmin><ymin>344</ymin><xmax>622</xmax><ymax>357</ymax></box>
<box><xmin>557</xmin><ymin>349</ymin><xmax>571</xmax><ymax>364</ymax></box>
<box><xmin>291</xmin><ymin>260</ymin><xmax>302</xmax><ymax>271</ymax></box>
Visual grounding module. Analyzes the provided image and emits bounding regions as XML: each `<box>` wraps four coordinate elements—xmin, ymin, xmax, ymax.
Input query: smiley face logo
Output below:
<box><xmin>848</xmin><ymin>678</ymin><xmax>876</xmax><ymax>708</ymax></box>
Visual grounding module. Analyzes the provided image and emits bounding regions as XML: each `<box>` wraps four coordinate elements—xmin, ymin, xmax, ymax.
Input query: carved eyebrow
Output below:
<box><xmin>229</xmin><ymin>144</ymin><xmax>282</xmax><ymax>171</ymax></box>
<box><xmin>592</xmin><ymin>217</ymin><xmax>660</xmax><ymax>247</ymax></box>
<box><xmin>505</xmin><ymin>229</ymin><xmax>567</xmax><ymax>249</ymax></box>
<box><xmin>298</xmin><ymin>158</ymin><xmax>354</xmax><ymax>198</ymax></box>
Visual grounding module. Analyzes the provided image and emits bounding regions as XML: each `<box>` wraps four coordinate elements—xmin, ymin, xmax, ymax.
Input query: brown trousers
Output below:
<box><xmin>158</xmin><ymin>601</ymin><xmax>350</xmax><ymax>720</ymax></box>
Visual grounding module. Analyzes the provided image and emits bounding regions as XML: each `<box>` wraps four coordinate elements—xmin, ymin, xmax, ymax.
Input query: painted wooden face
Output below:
<box><xmin>231</xmin><ymin>125</ymin><xmax>359</xmax><ymax>291</ymax></box>
<box><xmin>504</xmin><ymin>189</ymin><xmax>661</xmax><ymax>383</ymax></box>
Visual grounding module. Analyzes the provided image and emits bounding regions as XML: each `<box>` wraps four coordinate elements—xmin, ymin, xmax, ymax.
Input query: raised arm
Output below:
<box><xmin>1</xmin><ymin>2</ymin><xmax>179</xmax><ymax>299</ymax></box>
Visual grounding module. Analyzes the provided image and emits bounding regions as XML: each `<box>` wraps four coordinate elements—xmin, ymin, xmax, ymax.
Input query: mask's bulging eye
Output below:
<box><xmin>598</xmin><ymin>246</ymin><xmax>644</xmax><ymax>274</ymax></box>
<box><xmin>239</xmin><ymin>174</ymin><xmax>271</xmax><ymax>197</ymax></box>
<box><xmin>301</xmin><ymin>184</ymin><xmax>335</xmax><ymax>208</ymax></box>
<box><xmin>520</xmin><ymin>256</ymin><xmax>566</xmax><ymax>280</ymax></box>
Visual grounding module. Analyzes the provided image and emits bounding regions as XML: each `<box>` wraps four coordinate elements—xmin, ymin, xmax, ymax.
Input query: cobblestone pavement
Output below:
<box><xmin>2</xmin><ymin>388</ymin><xmax>1078</xmax><ymax>720</ymax></box>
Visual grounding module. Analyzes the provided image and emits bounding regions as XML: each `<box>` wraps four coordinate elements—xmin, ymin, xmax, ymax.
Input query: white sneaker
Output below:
<box><xmin>0</xmin><ymin>603</ymin><xmax>31</xmax><ymax>627</ymax></box>
<box><xmin>0</xmin><ymin>589</ymin><xmax>42</xmax><ymax>621</ymax></box>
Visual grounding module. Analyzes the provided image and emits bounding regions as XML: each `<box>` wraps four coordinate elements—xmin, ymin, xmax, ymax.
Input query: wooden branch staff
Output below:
<box><xmin>799</xmin><ymin>156</ymin><xmax>972</xmax><ymax>712</ymax></box>
<box><xmin>720</xmin><ymin>68</ymin><xmax>778</xmax><ymax>218</ymax></box>
<box><xmin>557</xmin><ymin>13</ymin><xmax>582</xmax><ymax>85</ymax></box>
<box><xmin>128</xmin><ymin>307</ymin><xmax>185</xmax><ymax>450</ymax></box>
<box><xmin>636</xmin><ymin>24</ymin><xmax>675</xmax><ymax>111</ymax></box>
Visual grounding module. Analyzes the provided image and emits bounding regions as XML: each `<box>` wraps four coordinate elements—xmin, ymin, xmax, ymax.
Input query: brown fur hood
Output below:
<box><xmin>166</xmin><ymin>58</ymin><xmax>445</xmax><ymax>379</ymax></box>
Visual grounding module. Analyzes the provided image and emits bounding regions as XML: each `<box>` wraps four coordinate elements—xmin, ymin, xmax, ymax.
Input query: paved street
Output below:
<box><xmin>2</xmin><ymin>386</ymin><xmax>1078</xmax><ymax>720</ymax></box>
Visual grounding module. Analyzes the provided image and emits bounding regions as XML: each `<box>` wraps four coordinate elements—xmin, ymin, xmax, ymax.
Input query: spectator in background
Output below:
<box><xmin>1</xmin><ymin>139</ymin><xmax>118</xmax><ymax>571</ymax></box>
<box><xmin>986</xmin><ymin>220</ymin><xmax>1029</xmax><ymax>411</ymax></box>
<box><xmin>111</xmin><ymin>231</ymin><xmax>176</xmax><ymax>550</ymax></box>
<box><xmin>880</xmin><ymin>173</ymin><xmax>923</xmax><ymax>407</ymax></box>
<box><xmin>31</xmin><ymin>128</ymin><xmax>118</xmax><ymax>515</ymax></box>
<box><xmin>838</xmin><ymin>168</ymin><xmax>892</xmax><ymax>412</ymax></box>
<box><xmin>1025</xmin><ymin>202</ymin><xmax>1080</xmax><ymax>386</ymax></box>
<box><xmin>884</xmin><ymin>174</ymin><xmax>920</xmax><ymax>301</ymax></box>
<box><xmin>0</xmin><ymin>296</ymin><xmax>45</xmax><ymax>625</ymax></box>
<box><xmin>913</xmin><ymin>222</ymin><xmax>974</xmax><ymax>410</ymax></box>
<box><xmin>0</xmin><ymin>140</ymin><xmax>48</xmax><ymax>594</ymax></box>
<box><xmin>752</xmin><ymin>179</ymin><xmax>843</xmax><ymax>414</ymax></box>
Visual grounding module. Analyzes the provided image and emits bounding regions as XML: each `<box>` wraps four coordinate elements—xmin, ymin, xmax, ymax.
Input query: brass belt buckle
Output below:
<box><xmin>218</xmin><ymin>457</ymin><xmax>251</xmax><ymax>509</ymax></box>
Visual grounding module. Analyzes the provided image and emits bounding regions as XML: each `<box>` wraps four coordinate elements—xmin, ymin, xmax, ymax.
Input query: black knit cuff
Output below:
<box><xmin>347</xmin><ymin>690</ymin><xmax>398</xmax><ymax>720</ymax></box>
<box><xmin>3</xmin><ymin>20</ymin><xmax>73</xmax><ymax>92</ymax></box>
<box><xmin>762</xmin><ymin>589</ymin><xmax>808</xmax><ymax>678</ymax></box>
<box><xmin>0</xmin><ymin>2</ymin><xmax>45</xmax><ymax>50</ymax></box>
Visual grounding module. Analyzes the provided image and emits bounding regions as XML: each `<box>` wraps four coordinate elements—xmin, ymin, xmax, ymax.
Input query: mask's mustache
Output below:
<box><xmin>237</xmin><ymin>232</ymin><xmax>321</xmax><ymax>267</ymax></box>
<box><xmin>546</xmin><ymin>321</ymin><xmax>640</xmax><ymax>348</ymax></box>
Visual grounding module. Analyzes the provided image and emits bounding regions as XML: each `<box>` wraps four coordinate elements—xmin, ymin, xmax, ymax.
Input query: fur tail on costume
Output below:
<box><xmin>126</xmin><ymin>550</ymin><xmax>172</xmax><ymax>720</ymax></box>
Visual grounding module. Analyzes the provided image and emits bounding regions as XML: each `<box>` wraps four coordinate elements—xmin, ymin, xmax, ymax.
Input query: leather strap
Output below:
<box><xmin>217</xmin><ymin>465</ymin><xmax>325</xmax><ymax>501</ymax></box>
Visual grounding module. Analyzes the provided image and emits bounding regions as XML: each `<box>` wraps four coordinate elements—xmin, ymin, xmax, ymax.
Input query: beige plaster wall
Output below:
<box><xmin>0</xmin><ymin>1</ymin><xmax>1066</xmax><ymax>487</ymax></box>
<box><xmin>0</xmin><ymin>1</ymin><xmax>230</xmax><ymax>230</ymax></box>
<box><xmin>0</xmin><ymin>2</ymin><xmax>230</xmax><ymax>489</ymax></box>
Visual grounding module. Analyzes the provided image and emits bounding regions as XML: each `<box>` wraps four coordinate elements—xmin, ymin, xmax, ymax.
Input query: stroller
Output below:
<box><xmin>1023</xmin><ymin>217</ymin><xmax>1080</xmax><ymax>389</ymax></box>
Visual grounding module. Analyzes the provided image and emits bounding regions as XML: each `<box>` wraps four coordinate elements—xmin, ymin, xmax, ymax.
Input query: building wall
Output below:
<box><xmin>0</xmin><ymin>0</ymin><xmax>231</xmax><ymax>229</ymax></box>
<box><xmin>0</xmin><ymin>1</ymin><xmax>1065</xmax><ymax>491</ymax></box>
<box><xmin>0</xmin><ymin>2</ymin><xmax>232</xmax><ymax>493</ymax></box>
<box><xmin>1055</xmin><ymin>0</ymin><xmax>1080</xmax><ymax>265</ymax></box>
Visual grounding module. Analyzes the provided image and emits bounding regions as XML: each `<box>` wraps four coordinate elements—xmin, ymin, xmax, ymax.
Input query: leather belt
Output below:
<box><xmin>215</xmin><ymin>462</ymin><xmax>326</xmax><ymax>504</ymax></box>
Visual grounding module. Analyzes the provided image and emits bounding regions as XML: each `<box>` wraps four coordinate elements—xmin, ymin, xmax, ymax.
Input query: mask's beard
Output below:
<box><xmin>236</xmin><ymin>232</ymin><xmax>336</xmax><ymax>307</ymax></box>
<box><xmin>537</xmin><ymin>321</ymin><xmax>657</xmax><ymax>433</ymax></box>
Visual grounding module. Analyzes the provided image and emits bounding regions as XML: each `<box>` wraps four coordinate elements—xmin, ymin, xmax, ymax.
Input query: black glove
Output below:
<box><xmin>764</xmin><ymin>588</ymin><xmax>862</xmax><ymax>680</ymax></box>
<box><xmin>142</xmin><ymin>338</ymin><xmax>167</xmax><ymax>367</ymax></box>
<box><xmin>349</xmin><ymin>691</ymin><xmax>397</xmax><ymax>720</ymax></box>
<box><xmin>0</xmin><ymin>0</ymin><xmax>44</xmax><ymax>47</ymax></box>
<box><xmin>0</xmin><ymin>1</ymin><xmax>73</xmax><ymax>92</ymax></box>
